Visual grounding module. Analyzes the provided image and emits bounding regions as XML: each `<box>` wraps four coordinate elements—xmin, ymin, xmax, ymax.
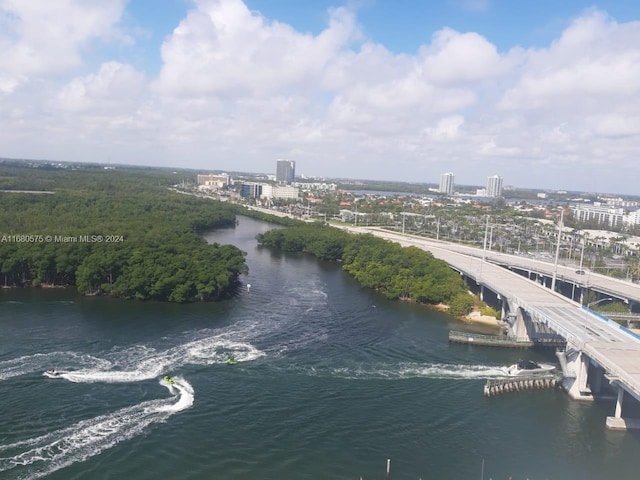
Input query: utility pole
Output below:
<box><xmin>482</xmin><ymin>216</ymin><xmax>489</xmax><ymax>261</ymax></box>
<box><xmin>551</xmin><ymin>208</ymin><xmax>564</xmax><ymax>291</ymax></box>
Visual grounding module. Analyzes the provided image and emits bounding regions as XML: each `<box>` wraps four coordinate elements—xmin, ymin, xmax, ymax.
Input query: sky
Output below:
<box><xmin>1</xmin><ymin>0</ymin><xmax>639</xmax><ymax>194</ymax></box>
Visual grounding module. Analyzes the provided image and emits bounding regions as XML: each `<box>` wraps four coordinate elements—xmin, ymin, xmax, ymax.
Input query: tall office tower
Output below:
<box><xmin>486</xmin><ymin>175</ymin><xmax>503</xmax><ymax>197</ymax></box>
<box><xmin>276</xmin><ymin>159</ymin><xmax>295</xmax><ymax>184</ymax></box>
<box><xmin>439</xmin><ymin>172</ymin><xmax>455</xmax><ymax>195</ymax></box>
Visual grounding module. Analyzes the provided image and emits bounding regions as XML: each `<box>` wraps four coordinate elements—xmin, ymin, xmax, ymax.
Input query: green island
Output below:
<box><xmin>1</xmin><ymin>163</ymin><xmax>482</xmax><ymax>314</ymax></box>
<box><xmin>0</xmin><ymin>164</ymin><xmax>247</xmax><ymax>302</ymax></box>
<box><xmin>256</xmin><ymin>223</ymin><xmax>475</xmax><ymax>316</ymax></box>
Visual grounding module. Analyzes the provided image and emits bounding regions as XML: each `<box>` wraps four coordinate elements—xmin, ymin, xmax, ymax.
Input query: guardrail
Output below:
<box><xmin>582</xmin><ymin>307</ymin><xmax>640</xmax><ymax>342</ymax></box>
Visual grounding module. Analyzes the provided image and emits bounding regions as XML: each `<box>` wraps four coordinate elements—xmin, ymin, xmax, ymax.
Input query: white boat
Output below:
<box><xmin>506</xmin><ymin>360</ymin><xmax>555</xmax><ymax>377</ymax></box>
<box><xmin>43</xmin><ymin>369</ymin><xmax>62</xmax><ymax>378</ymax></box>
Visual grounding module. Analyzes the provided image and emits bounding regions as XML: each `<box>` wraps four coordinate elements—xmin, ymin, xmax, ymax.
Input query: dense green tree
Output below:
<box><xmin>449</xmin><ymin>293</ymin><xmax>475</xmax><ymax>316</ymax></box>
<box><xmin>257</xmin><ymin>224</ymin><xmax>469</xmax><ymax>309</ymax></box>
<box><xmin>0</xmin><ymin>165</ymin><xmax>247</xmax><ymax>302</ymax></box>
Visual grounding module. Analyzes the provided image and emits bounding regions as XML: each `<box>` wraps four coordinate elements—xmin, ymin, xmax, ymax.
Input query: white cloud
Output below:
<box><xmin>588</xmin><ymin>114</ymin><xmax>640</xmax><ymax>138</ymax></box>
<box><xmin>420</xmin><ymin>28</ymin><xmax>510</xmax><ymax>85</ymax></box>
<box><xmin>53</xmin><ymin>62</ymin><xmax>147</xmax><ymax>114</ymax></box>
<box><xmin>1</xmin><ymin>2</ymin><xmax>640</xmax><ymax>193</ymax></box>
<box><xmin>480</xmin><ymin>138</ymin><xmax>521</xmax><ymax>157</ymax></box>
<box><xmin>153</xmin><ymin>0</ymin><xmax>358</xmax><ymax>96</ymax></box>
<box><xmin>0</xmin><ymin>0</ymin><xmax>128</xmax><ymax>90</ymax></box>
<box><xmin>500</xmin><ymin>10</ymin><xmax>640</xmax><ymax>110</ymax></box>
<box><xmin>423</xmin><ymin>115</ymin><xmax>465</xmax><ymax>141</ymax></box>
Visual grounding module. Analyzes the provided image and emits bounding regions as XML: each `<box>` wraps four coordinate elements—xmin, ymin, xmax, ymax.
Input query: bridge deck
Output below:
<box><xmin>359</xmin><ymin>228</ymin><xmax>640</xmax><ymax>403</ymax></box>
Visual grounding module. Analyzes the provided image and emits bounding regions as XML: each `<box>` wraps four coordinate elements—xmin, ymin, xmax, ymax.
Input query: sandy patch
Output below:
<box><xmin>464</xmin><ymin>310</ymin><xmax>501</xmax><ymax>327</ymax></box>
<box><xmin>432</xmin><ymin>303</ymin><xmax>450</xmax><ymax>312</ymax></box>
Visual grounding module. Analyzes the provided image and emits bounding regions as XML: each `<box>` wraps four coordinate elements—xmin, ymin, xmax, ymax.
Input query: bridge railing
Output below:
<box><xmin>582</xmin><ymin>306</ymin><xmax>640</xmax><ymax>342</ymax></box>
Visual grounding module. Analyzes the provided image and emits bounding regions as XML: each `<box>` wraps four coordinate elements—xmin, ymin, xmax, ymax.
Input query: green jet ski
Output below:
<box><xmin>226</xmin><ymin>357</ymin><xmax>238</xmax><ymax>365</ymax></box>
<box><xmin>163</xmin><ymin>375</ymin><xmax>175</xmax><ymax>385</ymax></box>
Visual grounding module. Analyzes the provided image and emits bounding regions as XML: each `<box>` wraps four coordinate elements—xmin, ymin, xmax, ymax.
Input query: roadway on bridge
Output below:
<box><xmin>362</xmin><ymin>228</ymin><xmax>640</xmax><ymax>305</ymax></box>
<box><xmin>353</xmin><ymin>227</ymin><xmax>640</xmax><ymax>403</ymax></box>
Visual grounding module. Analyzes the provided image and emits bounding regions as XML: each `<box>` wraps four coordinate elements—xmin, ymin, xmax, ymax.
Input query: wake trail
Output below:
<box><xmin>291</xmin><ymin>362</ymin><xmax>509</xmax><ymax>380</ymax></box>
<box><xmin>0</xmin><ymin>272</ymin><xmax>334</xmax><ymax>479</ymax></box>
<box><xmin>2</xmin><ymin>274</ymin><xmax>329</xmax><ymax>384</ymax></box>
<box><xmin>53</xmin><ymin>336</ymin><xmax>265</xmax><ymax>384</ymax></box>
<box><xmin>0</xmin><ymin>377</ymin><xmax>193</xmax><ymax>480</ymax></box>
<box><xmin>0</xmin><ymin>352</ymin><xmax>111</xmax><ymax>382</ymax></box>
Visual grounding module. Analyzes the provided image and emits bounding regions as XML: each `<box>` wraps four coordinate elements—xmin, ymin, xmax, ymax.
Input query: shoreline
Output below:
<box><xmin>431</xmin><ymin>303</ymin><xmax>501</xmax><ymax>327</ymax></box>
<box><xmin>463</xmin><ymin>310</ymin><xmax>501</xmax><ymax>327</ymax></box>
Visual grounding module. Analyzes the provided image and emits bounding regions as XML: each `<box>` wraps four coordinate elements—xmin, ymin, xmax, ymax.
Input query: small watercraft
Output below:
<box><xmin>163</xmin><ymin>375</ymin><xmax>175</xmax><ymax>385</ymax></box>
<box><xmin>43</xmin><ymin>369</ymin><xmax>62</xmax><ymax>378</ymax></box>
<box><xmin>226</xmin><ymin>357</ymin><xmax>238</xmax><ymax>365</ymax></box>
<box><xmin>506</xmin><ymin>360</ymin><xmax>555</xmax><ymax>377</ymax></box>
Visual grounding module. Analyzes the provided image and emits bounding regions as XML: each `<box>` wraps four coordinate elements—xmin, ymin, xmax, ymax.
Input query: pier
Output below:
<box><xmin>448</xmin><ymin>330</ymin><xmax>566</xmax><ymax>349</ymax></box>
<box><xmin>448</xmin><ymin>330</ymin><xmax>532</xmax><ymax>348</ymax></box>
<box><xmin>484</xmin><ymin>375</ymin><xmax>560</xmax><ymax>397</ymax></box>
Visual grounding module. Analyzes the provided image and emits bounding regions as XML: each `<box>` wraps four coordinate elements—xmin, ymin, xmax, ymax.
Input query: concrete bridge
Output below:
<box><xmin>354</xmin><ymin>227</ymin><xmax>640</xmax><ymax>431</ymax></box>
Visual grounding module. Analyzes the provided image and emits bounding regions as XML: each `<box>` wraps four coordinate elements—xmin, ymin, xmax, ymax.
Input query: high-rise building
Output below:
<box><xmin>486</xmin><ymin>175</ymin><xmax>503</xmax><ymax>197</ymax></box>
<box><xmin>276</xmin><ymin>159</ymin><xmax>295</xmax><ymax>184</ymax></box>
<box><xmin>239</xmin><ymin>182</ymin><xmax>263</xmax><ymax>198</ymax></box>
<box><xmin>439</xmin><ymin>172</ymin><xmax>455</xmax><ymax>195</ymax></box>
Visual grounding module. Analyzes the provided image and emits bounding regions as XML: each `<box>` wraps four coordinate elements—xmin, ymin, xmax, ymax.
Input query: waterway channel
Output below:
<box><xmin>0</xmin><ymin>216</ymin><xmax>639</xmax><ymax>479</ymax></box>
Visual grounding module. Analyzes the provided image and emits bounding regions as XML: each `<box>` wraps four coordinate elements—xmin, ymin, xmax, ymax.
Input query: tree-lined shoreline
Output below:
<box><xmin>0</xmin><ymin>165</ymin><xmax>247</xmax><ymax>302</ymax></box>
<box><xmin>256</xmin><ymin>223</ymin><xmax>476</xmax><ymax>316</ymax></box>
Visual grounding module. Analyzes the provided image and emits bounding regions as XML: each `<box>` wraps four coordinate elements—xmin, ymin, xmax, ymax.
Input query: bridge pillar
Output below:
<box><xmin>606</xmin><ymin>385</ymin><xmax>640</xmax><ymax>430</ymax></box>
<box><xmin>590</xmin><ymin>365</ymin><xmax>605</xmax><ymax>394</ymax></box>
<box><xmin>480</xmin><ymin>285</ymin><xmax>484</xmax><ymax>301</ymax></box>
<box><xmin>615</xmin><ymin>386</ymin><xmax>624</xmax><ymax>418</ymax></box>
<box><xmin>562</xmin><ymin>351</ymin><xmax>592</xmax><ymax>401</ymax></box>
<box><xmin>512</xmin><ymin>307</ymin><xmax>531</xmax><ymax>341</ymax></box>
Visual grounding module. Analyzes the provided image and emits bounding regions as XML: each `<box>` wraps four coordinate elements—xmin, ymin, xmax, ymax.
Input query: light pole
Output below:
<box><xmin>587</xmin><ymin>297</ymin><xmax>613</xmax><ymax>309</ymax></box>
<box><xmin>482</xmin><ymin>215</ymin><xmax>489</xmax><ymax>262</ymax></box>
<box><xmin>551</xmin><ymin>208</ymin><xmax>564</xmax><ymax>291</ymax></box>
<box><xmin>578</xmin><ymin>238</ymin><xmax>585</xmax><ymax>272</ymax></box>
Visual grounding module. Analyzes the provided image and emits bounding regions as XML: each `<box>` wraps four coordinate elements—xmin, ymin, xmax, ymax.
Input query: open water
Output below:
<box><xmin>1</xmin><ymin>216</ymin><xmax>639</xmax><ymax>480</ymax></box>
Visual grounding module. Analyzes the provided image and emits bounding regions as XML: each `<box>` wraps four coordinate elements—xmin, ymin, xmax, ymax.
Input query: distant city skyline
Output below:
<box><xmin>1</xmin><ymin>1</ymin><xmax>639</xmax><ymax>194</ymax></box>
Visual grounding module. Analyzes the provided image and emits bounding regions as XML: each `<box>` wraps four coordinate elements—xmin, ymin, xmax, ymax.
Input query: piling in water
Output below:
<box><xmin>484</xmin><ymin>376</ymin><xmax>559</xmax><ymax>397</ymax></box>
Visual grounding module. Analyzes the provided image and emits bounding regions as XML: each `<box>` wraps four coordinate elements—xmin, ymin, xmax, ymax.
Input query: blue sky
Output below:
<box><xmin>1</xmin><ymin>0</ymin><xmax>639</xmax><ymax>193</ymax></box>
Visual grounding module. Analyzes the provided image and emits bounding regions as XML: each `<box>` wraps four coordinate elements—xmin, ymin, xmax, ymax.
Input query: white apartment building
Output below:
<box><xmin>570</xmin><ymin>203</ymin><xmax>627</xmax><ymax>228</ymax></box>
<box><xmin>486</xmin><ymin>175</ymin><xmax>503</xmax><ymax>197</ymax></box>
<box><xmin>439</xmin><ymin>172</ymin><xmax>455</xmax><ymax>195</ymax></box>
<box><xmin>261</xmin><ymin>184</ymin><xmax>300</xmax><ymax>200</ymax></box>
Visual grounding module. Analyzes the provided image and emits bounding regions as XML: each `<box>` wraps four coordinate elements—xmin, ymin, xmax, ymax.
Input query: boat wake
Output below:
<box><xmin>0</xmin><ymin>324</ymin><xmax>264</xmax><ymax>479</ymax></box>
<box><xmin>0</xmin><ymin>352</ymin><xmax>112</xmax><ymax>382</ymax></box>
<box><xmin>0</xmin><ymin>377</ymin><xmax>193</xmax><ymax>480</ymax></box>
<box><xmin>292</xmin><ymin>362</ymin><xmax>509</xmax><ymax>380</ymax></box>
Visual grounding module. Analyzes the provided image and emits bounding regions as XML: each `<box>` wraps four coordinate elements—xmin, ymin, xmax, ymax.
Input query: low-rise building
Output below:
<box><xmin>197</xmin><ymin>173</ymin><xmax>230</xmax><ymax>189</ymax></box>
